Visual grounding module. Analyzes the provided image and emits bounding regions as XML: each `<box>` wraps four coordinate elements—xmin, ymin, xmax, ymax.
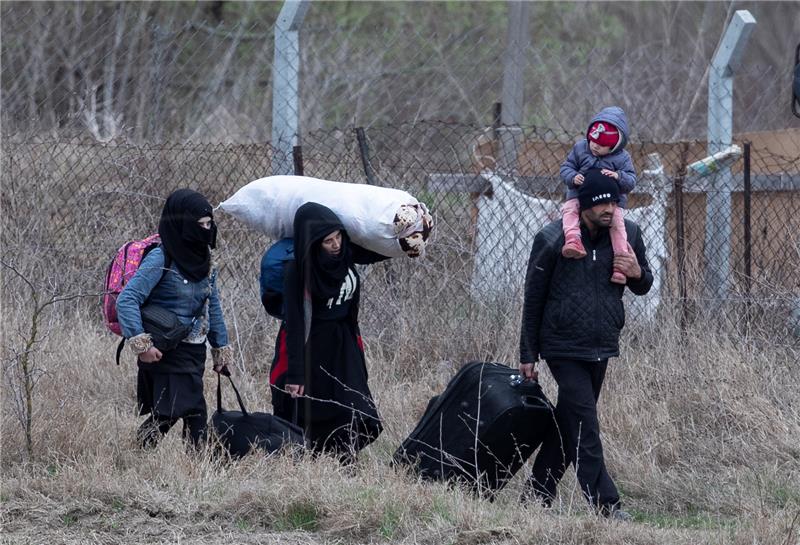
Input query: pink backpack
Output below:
<box><xmin>103</xmin><ymin>234</ymin><xmax>162</xmax><ymax>336</ymax></box>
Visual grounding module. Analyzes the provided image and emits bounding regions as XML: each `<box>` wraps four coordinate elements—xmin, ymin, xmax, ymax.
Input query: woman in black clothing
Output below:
<box><xmin>269</xmin><ymin>202</ymin><xmax>387</xmax><ymax>461</ymax></box>
<box><xmin>116</xmin><ymin>189</ymin><xmax>232</xmax><ymax>448</ymax></box>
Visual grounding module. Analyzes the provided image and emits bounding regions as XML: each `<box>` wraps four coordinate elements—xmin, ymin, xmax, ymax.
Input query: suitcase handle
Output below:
<box><xmin>217</xmin><ymin>374</ymin><xmax>249</xmax><ymax>415</ymax></box>
<box><xmin>521</xmin><ymin>394</ymin><xmax>550</xmax><ymax>411</ymax></box>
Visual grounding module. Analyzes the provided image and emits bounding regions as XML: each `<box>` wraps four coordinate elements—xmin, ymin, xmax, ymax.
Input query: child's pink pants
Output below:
<box><xmin>561</xmin><ymin>198</ymin><xmax>628</xmax><ymax>256</ymax></box>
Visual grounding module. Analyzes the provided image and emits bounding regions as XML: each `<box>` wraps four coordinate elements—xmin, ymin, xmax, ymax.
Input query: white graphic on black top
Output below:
<box><xmin>327</xmin><ymin>268</ymin><xmax>357</xmax><ymax>309</ymax></box>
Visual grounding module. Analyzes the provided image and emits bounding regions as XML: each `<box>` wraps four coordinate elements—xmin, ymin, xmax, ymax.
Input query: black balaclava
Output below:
<box><xmin>293</xmin><ymin>202</ymin><xmax>351</xmax><ymax>298</ymax></box>
<box><xmin>158</xmin><ymin>189</ymin><xmax>217</xmax><ymax>282</ymax></box>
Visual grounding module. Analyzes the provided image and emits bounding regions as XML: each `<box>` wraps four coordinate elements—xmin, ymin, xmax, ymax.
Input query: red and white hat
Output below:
<box><xmin>587</xmin><ymin>122</ymin><xmax>620</xmax><ymax>151</ymax></box>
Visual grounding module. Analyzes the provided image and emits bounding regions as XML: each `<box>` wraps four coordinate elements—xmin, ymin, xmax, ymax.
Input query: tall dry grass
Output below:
<box><xmin>2</xmin><ymin>292</ymin><xmax>799</xmax><ymax>544</ymax></box>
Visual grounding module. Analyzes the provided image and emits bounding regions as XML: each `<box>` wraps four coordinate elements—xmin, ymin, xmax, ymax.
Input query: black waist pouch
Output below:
<box><xmin>141</xmin><ymin>304</ymin><xmax>193</xmax><ymax>353</ymax></box>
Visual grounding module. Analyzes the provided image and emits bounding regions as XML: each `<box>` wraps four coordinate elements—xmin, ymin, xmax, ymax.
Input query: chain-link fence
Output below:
<box><xmin>3</xmin><ymin>122</ymin><xmax>799</xmax><ymax>372</ymax></box>
<box><xmin>2</xmin><ymin>3</ymin><xmax>799</xmax><ymax>371</ymax></box>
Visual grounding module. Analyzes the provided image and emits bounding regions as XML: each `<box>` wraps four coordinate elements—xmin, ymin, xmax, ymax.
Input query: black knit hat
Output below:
<box><xmin>577</xmin><ymin>169</ymin><xmax>620</xmax><ymax>211</ymax></box>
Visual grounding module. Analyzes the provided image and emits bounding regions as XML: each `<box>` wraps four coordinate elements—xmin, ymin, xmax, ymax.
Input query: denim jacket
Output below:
<box><xmin>116</xmin><ymin>247</ymin><xmax>229</xmax><ymax>348</ymax></box>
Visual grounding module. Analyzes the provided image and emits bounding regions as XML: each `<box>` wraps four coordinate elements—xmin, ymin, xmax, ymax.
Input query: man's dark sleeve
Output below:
<box><xmin>282</xmin><ymin>262</ymin><xmax>306</xmax><ymax>385</ymax></box>
<box><xmin>351</xmin><ymin>243</ymin><xmax>390</xmax><ymax>265</ymax></box>
<box><xmin>519</xmin><ymin>230</ymin><xmax>557</xmax><ymax>363</ymax></box>
<box><xmin>626</xmin><ymin>224</ymin><xmax>654</xmax><ymax>296</ymax></box>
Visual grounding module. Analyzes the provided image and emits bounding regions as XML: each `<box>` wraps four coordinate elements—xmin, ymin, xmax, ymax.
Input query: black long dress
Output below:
<box><xmin>268</xmin><ymin>203</ymin><xmax>387</xmax><ymax>458</ymax></box>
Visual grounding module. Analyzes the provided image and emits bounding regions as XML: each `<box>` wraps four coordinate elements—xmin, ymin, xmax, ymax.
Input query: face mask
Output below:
<box><xmin>183</xmin><ymin>216</ymin><xmax>216</xmax><ymax>247</ymax></box>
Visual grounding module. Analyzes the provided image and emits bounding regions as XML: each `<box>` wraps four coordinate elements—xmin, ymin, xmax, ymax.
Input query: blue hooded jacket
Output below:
<box><xmin>560</xmin><ymin>106</ymin><xmax>636</xmax><ymax>208</ymax></box>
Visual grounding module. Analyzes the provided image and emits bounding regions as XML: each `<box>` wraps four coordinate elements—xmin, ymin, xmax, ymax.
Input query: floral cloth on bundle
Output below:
<box><xmin>394</xmin><ymin>203</ymin><xmax>434</xmax><ymax>257</ymax></box>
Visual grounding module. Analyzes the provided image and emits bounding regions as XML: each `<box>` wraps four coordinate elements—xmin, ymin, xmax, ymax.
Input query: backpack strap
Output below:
<box><xmin>156</xmin><ymin>244</ymin><xmax>173</xmax><ymax>272</ymax></box>
<box><xmin>115</xmin><ymin>339</ymin><xmax>126</xmax><ymax>366</ymax></box>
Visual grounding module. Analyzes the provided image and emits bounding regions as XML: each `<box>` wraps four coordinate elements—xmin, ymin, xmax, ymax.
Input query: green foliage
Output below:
<box><xmin>531</xmin><ymin>3</ymin><xmax>624</xmax><ymax>49</ymax></box>
<box><xmin>427</xmin><ymin>494</ymin><xmax>455</xmax><ymax>524</ymax></box>
<box><xmin>528</xmin><ymin>3</ymin><xmax>626</xmax><ymax>60</ymax></box>
<box><xmin>223</xmin><ymin>1</ymin><xmax>282</xmax><ymax>26</ymax></box>
<box><xmin>235</xmin><ymin>516</ymin><xmax>252</xmax><ymax>531</ymax></box>
<box><xmin>307</xmin><ymin>2</ymin><xmax>506</xmax><ymax>34</ymax></box>
<box><xmin>275</xmin><ymin>500</ymin><xmax>320</xmax><ymax>531</ymax></box>
<box><xmin>309</xmin><ymin>1</ymin><xmax>405</xmax><ymax>30</ymax></box>
<box><xmin>111</xmin><ymin>497</ymin><xmax>125</xmax><ymax>512</ymax></box>
<box><xmin>770</xmin><ymin>483</ymin><xmax>800</xmax><ymax>509</ymax></box>
<box><xmin>378</xmin><ymin>505</ymin><xmax>402</xmax><ymax>540</ymax></box>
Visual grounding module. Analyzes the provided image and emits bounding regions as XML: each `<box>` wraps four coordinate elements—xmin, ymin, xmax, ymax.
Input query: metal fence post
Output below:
<box><xmin>674</xmin><ymin>144</ymin><xmax>689</xmax><ymax>331</ymax></box>
<box><xmin>271</xmin><ymin>0</ymin><xmax>311</xmax><ymax>175</ymax></box>
<box><xmin>497</xmin><ymin>1</ymin><xmax>530</xmax><ymax>174</ymax></box>
<box><xmin>743</xmin><ymin>141</ymin><xmax>752</xmax><ymax>311</ymax></box>
<box><xmin>492</xmin><ymin>102</ymin><xmax>502</xmax><ymax>141</ymax></box>
<box><xmin>705</xmin><ymin>9</ymin><xmax>756</xmax><ymax>301</ymax></box>
<box><xmin>354</xmin><ymin>127</ymin><xmax>377</xmax><ymax>185</ymax></box>
<box><xmin>292</xmin><ymin>145</ymin><xmax>304</xmax><ymax>176</ymax></box>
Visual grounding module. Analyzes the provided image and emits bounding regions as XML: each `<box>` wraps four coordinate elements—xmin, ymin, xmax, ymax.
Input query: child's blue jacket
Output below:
<box><xmin>560</xmin><ymin>106</ymin><xmax>636</xmax><ymax>208</ymax></box>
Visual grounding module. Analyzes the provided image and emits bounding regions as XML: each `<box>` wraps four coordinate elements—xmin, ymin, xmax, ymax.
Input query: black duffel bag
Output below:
<box><xmin>212</xmin><ymin>375</ymin><xmax>306</xmax><ymax>458</ymax></box>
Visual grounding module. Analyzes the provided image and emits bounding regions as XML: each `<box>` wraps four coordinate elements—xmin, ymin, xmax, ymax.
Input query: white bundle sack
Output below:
<box><xmin>218</xmin><ymin>175</ymin><xmax>433</xmax><ymax>258</ymax></box>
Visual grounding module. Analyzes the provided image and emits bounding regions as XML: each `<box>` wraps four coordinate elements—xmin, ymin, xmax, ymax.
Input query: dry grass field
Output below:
<box><xmin>3</xmin><ymin>2</ymin><xmax>799</xmax><ymax>540</ymax></box>
<box><xmin>2</xmin><ymin>140</ymin><xmax>799</xmax><ymax>542</ymax></box>
<box><xmin>2</xmin><ymin>300</ymin><xmax>799</xmax><ymax>545</ymax></box>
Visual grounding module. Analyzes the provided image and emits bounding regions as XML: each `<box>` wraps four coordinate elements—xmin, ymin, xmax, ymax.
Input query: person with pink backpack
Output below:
<box><xmin>115</xmin><ymin>189</ymin><xmax>232</xmax><ymax>448</ymax></box>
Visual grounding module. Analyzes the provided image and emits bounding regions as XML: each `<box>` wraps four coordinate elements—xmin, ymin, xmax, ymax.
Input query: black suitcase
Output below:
<box><xmin>394</xmin><ymin>361</ymin><xmax>554</xmax><ymax>495</ymax></box>
<box><xmin>212</xmin><ymin>375</ymin><xmax>306</xmax><ymax>458</ymax></box>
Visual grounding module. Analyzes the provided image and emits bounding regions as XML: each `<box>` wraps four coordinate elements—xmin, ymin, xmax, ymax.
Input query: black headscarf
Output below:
<box><xmin>158</xmin><ymin>189</ymin><xmax>217</xmax><ymax>282</ymax></box>
<box><xmin>293</xmin><ymin>202</ymin><xmax>351</xmax><ymax>298</ymax></box>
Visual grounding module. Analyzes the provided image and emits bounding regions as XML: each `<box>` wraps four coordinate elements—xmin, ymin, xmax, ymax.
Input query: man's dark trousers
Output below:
<box><xmin>526</xmin><ymin>358</ymin><xmax>620</xmax><ymax>509</ymax></box>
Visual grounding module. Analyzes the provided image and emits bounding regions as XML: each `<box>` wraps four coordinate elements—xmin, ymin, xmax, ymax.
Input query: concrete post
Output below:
<box><xmin>705</xmin><ymin>10</ymin><xmax>756</xmax><ymax>301</ymax></box>
<box><xmin>497</xmin><ymin>1</ymin><xmax>530</xmax><ymax>174</ymax></box>
<box><xmin>271</xmin><ymin>0</ymin><xmax>311</xmax><ymax>175</ymax></box>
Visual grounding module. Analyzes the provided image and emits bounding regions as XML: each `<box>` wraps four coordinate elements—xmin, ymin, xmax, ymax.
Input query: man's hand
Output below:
<box><xmin>600</xmin><ymin>169</ymin><xmax>619</xmax><ymax>180</ymax></box>
<box><xmin>613</xmin><ymin>243</ymin><xmax>641</xmax><ymax>279</ymax></box>
<box><xmin>573</xmin><ymin>174</ymin><xmax>585</xmax><ymax>186</ymax></box>
<box><xmin>519</xmin><ymin>362</ymin><xmax>539</xmax><ymax>381</ymax></box>
<box><xmin>139</xmin><ymin>347</ymin><xmax>162</xmax><ymax>363</ymax></box>
<box><xmin>286</xmin><ymin>384</ymin><xmax>305</xmax><ymax>398</ymax></box>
